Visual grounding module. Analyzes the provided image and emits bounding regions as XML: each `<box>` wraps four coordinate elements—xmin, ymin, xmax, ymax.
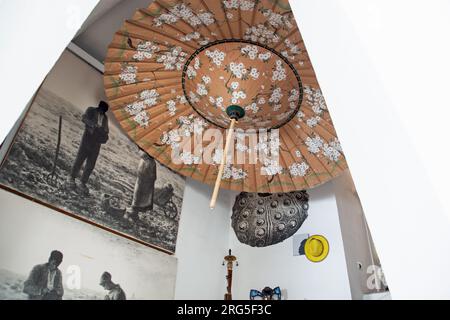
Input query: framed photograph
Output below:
<box><xmin>0</xmin><ymin>190</ymin><xmax>177</xmax><ymax>300</ymax></box>
<box><xmin>0</xmin><ymin>49</ymin><xmax>186</xmax><ymax>254</ymax></box>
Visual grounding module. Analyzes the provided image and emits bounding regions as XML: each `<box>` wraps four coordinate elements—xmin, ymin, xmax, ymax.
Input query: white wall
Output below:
<box><xmin>229</xmin><ymin>182</ymin><xmax>352</xmax><ymax>300</ymax></box>
<box><xmin>174</xmin><ymin>179</ymin><xmax>233</xmax><ymax>300</ymax></box>
<box><xmin>291</xmin><ymin>0</ymin><xmax>450</xmax><ymax>299</ymax></box>
<box><xmin>0</xmin><ymin>0</ymin><xmax>100</xmax><ymax>143</ymax></box>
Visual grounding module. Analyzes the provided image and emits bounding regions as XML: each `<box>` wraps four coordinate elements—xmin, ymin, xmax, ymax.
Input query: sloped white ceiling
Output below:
<box><xmin>75</xmin><ymin>0</ymin><xmax>123</xmax><ymax>37</ymax></box>
<box><xmin>74</xmin><ymin>0</ymin><xmax>153</xmax><ymax>63</ymax></box>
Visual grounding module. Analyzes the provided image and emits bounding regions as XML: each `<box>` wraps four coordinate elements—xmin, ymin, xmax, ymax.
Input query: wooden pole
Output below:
<box><xmin>210</xmin><ymin>119</ymin><xmax>237</xmax><ymax>209</ymax></box>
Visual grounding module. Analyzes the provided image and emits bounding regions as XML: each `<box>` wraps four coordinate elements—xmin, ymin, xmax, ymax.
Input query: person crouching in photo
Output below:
<box><xmin>23</xmin><ymin>250</ymin><xmax>64</xmax><ymax>300</ymax></box>
<box><xmin>99</xmin><ymin>271</ymin><xmax>126</xmax><ymax>300</ymax></box>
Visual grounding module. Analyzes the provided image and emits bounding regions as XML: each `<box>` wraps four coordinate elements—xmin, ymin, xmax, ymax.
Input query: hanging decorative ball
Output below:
<box><xmin>232</xmin><ymin>191</ymin><xmax>309</xmax><ymax>248</ymax></box>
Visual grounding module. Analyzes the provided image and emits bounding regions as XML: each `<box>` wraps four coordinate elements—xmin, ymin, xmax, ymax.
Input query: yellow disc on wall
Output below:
<box><xmin>304</xmin><ymin>235</ymin><xmax>329</xmax><ymax>263</ymax></box>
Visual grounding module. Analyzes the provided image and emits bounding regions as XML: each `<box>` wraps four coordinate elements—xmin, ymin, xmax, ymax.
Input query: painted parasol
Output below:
<box><xmin>104</xmin><ymin>0</ymin><xmax>347</xmax><ymax>204</ymax></box>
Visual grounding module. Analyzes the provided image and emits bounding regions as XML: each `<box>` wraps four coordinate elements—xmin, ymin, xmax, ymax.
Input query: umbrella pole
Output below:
<box><xmin>210</xmin><ymin>119</ymin><xmax>236</xmax><ymax>209</ymax></box>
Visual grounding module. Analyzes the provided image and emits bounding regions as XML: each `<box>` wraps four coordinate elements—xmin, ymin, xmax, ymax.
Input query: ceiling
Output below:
<box><xmin>73</xmin><ymin>0</ymin><xmax>153</xmax><ymax>63</ymax></box>
<box><xmin>75</xmin><ymin>0</ymin><xmax>122</xmax><ymax>37</ymax></box>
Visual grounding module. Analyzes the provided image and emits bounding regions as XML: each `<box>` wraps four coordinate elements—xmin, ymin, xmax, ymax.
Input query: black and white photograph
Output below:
<box><xmin>0</xmin><ymin>190</ymin><xmax>178</xmax><ymax>300</ymax></box>
<box><xmin>0</xmin><ymin>50</ymin><xmax>186</xmax><ymax>253</ymax></box>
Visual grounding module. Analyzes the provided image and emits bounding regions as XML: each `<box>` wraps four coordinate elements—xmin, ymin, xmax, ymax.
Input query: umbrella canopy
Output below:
<box><xmin>104</xmin><ymin>0</ymin><xmax>347</xmax><ymax>193</ymax></box>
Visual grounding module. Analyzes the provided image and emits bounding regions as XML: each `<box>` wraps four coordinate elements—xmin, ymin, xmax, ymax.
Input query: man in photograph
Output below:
<box><xmin>68</xmin><ymin>101</ymin><xmax>110</xmax><ymax>195</ymax></box>
<box><xmin>23</xmin><ymin>250</ymin><xmax>64</xmax><ymax>300</ymax></box>
<box><xmin>99</xmin><ymin>271</ymin><xmax>126</xmax><ymax>300</ymax></box>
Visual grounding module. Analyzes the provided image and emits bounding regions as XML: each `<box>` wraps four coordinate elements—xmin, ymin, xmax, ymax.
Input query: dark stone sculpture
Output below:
<box><xmin>231</xmin><ymin>191</ymin><xmax>309</xmax><ymax>247</ymax></box>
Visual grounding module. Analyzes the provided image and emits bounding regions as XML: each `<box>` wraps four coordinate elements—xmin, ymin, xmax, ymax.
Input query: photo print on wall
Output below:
<box><xmin>0</xmin><ymin>191</ymin><xmax>177</xmax><ymax>300</ymax></box>
<box><xmin>0</xmin><ymin>50</ymin><xmax>186</xmax><ymax>254</ymax></box>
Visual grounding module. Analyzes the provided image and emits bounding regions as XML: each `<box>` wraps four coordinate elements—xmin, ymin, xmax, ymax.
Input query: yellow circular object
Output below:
<box><xmin>305</xmin><ymin>235</ymin><xmax>329</xmax><ymax>263</ymax></box>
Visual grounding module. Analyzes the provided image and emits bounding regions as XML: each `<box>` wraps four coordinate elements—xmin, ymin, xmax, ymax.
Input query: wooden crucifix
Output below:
<box><xmin>223</xmin><ymin>249</ymin><xmax>238</xmax><ymax>300</ymax></box>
